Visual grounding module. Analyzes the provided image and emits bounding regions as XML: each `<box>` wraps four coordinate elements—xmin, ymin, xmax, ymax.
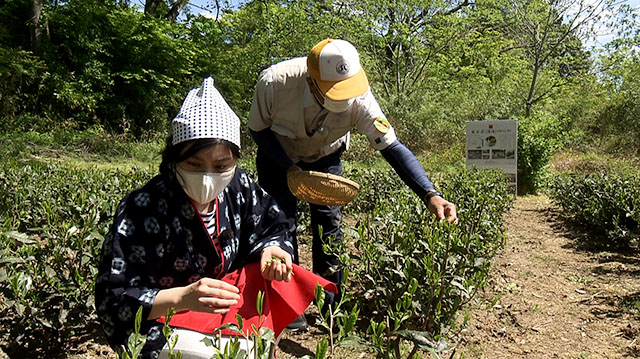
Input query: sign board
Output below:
<box><xmin>466</xmin><ymin>120</ymin><xmax>518</xmax><ymax>193</ymax></box>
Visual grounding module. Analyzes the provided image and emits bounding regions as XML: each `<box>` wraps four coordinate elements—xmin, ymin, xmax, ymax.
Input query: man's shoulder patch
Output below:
<box><xmin>373</xmin><ymin>117</ymin><xmax>390</xmax><ymax>134</ymax></box>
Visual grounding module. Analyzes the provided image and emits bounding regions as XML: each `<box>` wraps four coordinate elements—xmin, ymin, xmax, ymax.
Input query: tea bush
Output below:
<box><xmin>0</xmin><ymin>153</ymin><xmax>515</xmax><ymax>357</ymax></box>
<box><xmin>548</xmin><ymin>171</ymin><xmax>640</xmax><ymax>247</ymax></box>
<box><xmin>0</xmin><ymin>161</ymin><xmax>153</xmax><ymax>356</ymax></box>
<box><xmin>350</xmin><ymin>167</ymin><xmax>512</xmax><ymax>352</ymax></box>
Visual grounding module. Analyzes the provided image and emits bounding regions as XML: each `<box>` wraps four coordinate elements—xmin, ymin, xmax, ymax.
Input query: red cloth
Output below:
<box><xmin>157</xmin><ymin>262</ymin><xmax>337</xmax><ymax>337</ymax></box>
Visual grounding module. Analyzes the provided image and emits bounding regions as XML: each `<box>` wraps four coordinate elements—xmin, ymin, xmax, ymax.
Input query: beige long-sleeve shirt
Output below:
<box><xmin>248</xmin><ymin>57</ymin><xmax>397</xmax><ymax>163</ymax></box>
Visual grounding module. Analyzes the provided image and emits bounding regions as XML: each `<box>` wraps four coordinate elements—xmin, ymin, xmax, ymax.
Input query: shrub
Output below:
<box><xmin>548</xmin><ymin>171</ymin><xmax>640</xmax><ymax>248</ymax></box>
<box><xmin>0</xmin><ymin>47</ymin><xmax>46</xmax><ymax>118</ymax></box>
<box><xmin>517</xmin><ymin>114</ymin><xmax>567</xmax><ymax>194</ymax></box>
<box><xmin>350</xmin><ymin>168</ymin><xmax>512</xmax><ymax>352</ymax></box>
<box><xmin>0</xmin><ymin>161</ymin><xmax>153</xmax><ymax>356</ymax></box>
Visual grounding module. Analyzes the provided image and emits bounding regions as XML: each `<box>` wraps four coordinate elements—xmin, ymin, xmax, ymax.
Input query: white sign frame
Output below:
<box><xmin>465</xmin><ymin>119</ymin><xmax>518</xmax><ymax>194</ymax></box>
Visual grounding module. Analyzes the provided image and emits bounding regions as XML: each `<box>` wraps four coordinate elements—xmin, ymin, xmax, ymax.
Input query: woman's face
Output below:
<box><xmin>177</xmin><ymin>144</ymin><xmax>237</xmax><ymax>173</ymax></box>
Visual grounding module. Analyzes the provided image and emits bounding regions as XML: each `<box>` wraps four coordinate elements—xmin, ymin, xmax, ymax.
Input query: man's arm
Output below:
<box><xmin>380</xmin><ymin>140</ymin><xmax>435</xmax><ymax>200</ymax></box>
<box><xmin>380</xmin><ymin>140</ymin><xmax>458</xmax><ymax>224</ymax></box>
<box><xmin>250</xmin><ymin>128</ymin><xmax>295</xmax><ymax>170</ymax></box>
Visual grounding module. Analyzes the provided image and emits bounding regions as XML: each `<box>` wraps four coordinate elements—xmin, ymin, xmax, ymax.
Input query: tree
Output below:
<box><xmin>344</xmin><ymin>0</ymin><xmax>473</xmax><ymax>101</ymax></box>
<box><xmin>144</xmin><ymin>0</ymin><xmax>196</xmax><ymax>22</ymax></box>
<box><xmin>500</xmin><ymin>0</ymin><xmax>613</xmax><ymax>117</ymax></box>
<box><xmin>593</xmin><ymin>3</ymin><xmax>640</xmax><ymax>152</ymax></box>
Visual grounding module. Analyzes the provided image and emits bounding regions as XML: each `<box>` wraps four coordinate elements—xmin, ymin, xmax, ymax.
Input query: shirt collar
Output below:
<box><xmin>302</xmin><ymin>79</ymin><xmax>322</xmax><ymax>109</ymax></box>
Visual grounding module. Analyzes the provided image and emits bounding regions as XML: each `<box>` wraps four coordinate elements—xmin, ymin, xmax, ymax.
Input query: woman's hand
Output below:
<box><xmin>180</xmin><ymin>278</ymin><xmax>240</xmax><ymax>314</ymax></box>
<box><xmin>148</xmin><ymin>278</ymin><xmax>240</xmax><ymax>319</ymax></box>
<box><xmin>260</xmin><ymin>246</ymin><xmax>293</xmax><ymax>282</ymax></box>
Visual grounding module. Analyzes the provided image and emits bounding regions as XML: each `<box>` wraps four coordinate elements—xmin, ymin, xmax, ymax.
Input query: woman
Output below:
<box><xmin>95</xmin><ymin>77</ymin><xmax>298</xmax><ymax>358</ymax></box>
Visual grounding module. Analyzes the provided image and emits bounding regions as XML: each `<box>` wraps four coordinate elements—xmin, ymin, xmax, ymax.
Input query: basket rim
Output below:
<box><xmin>287</xmin><ymin>170</ymin><xmax>360</xmax><ymax>189</ymax></box>
<box><xmin>286</xmin><ymin>170</ymin><xmax>360</xmax><ymax>205</ymax></box>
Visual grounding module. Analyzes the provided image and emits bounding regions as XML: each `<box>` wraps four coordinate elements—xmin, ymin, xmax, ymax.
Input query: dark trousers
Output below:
<box><xmin>256</xmin><ymin>148</ymin><xmax>344</xmax><ymax>307</ymax></box>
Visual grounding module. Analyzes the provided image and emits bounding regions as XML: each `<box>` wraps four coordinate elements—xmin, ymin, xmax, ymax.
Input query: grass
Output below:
<box><xmin>2</xmin><ymin>126</ymin><xmax>467</xmax><ymax>181</ymax></box>
<box><xmin>1</xmin><ymin>128</ymin><xmax>165</xmax><ymax>170</ymax></box>
<box><xmin>551</xmin><ymin>149</ymin><xmax>640</xmax><ymax>175</ymax></box>
<box><xmin>531</xmin><ymin>253</ymin><xmax>557</xmax><ymax>263</ymax></box>
<box><xmin>565</xmin><ymin>274</ymin><xmax>593</xmax><ymax>286</ymax></box>
<box><xmin>519</xmin><ymin>270</ymin><xmax>533</xmax><ymax>278</ymax></box>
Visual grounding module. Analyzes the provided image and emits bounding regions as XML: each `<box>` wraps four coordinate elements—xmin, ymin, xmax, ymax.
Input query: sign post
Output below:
<box><xmin>465</xmin><ymin>119</ymin><xmax>518</xmax><ymax>194</ymax></box>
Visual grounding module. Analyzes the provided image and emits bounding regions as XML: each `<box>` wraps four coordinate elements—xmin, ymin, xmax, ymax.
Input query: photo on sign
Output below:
<box><xmin>468</xmin><ymin>149</ymin><xmax>482</xmax><ymax>159</ymax></box>
<box><xmin>492</xmin><ymin>149</ymin><xmax>506</xmax><ymax>159</ymax></box>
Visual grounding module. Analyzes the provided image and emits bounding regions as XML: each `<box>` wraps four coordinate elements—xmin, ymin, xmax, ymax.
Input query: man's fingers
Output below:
<box><xmin>444</xmin><ymin>204</ymin><xmax>458</xmax><ymax>224</ymax></box>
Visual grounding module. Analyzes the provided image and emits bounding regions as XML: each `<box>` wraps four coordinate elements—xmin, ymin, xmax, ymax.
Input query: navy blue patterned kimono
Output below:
<box><xmin>95</xmin><ymin>168</ymin><xmax>294</xmax><ymax>358</ymax></box>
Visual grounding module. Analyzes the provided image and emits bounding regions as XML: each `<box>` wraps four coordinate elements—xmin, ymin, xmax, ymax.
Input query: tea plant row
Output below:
<box><xmin>0</xmin><ymin>160</ymin><xmax>512</xmax><ymax>358</ymax></box>
<box><xmin>548</xmin><ymin>171</ymin><xmax>640</xmax><ymax>248</ymax></box>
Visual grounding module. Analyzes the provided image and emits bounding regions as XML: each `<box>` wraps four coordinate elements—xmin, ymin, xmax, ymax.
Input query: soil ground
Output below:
<box><xmin>57</xmin><ymin>195</ymin><xmax>640</xmax><ymax>359</ymax></box>
<box><xmin>450</xmin><ymin>195</ymin><xmax>640</xmax><ymax>359</ymax></box>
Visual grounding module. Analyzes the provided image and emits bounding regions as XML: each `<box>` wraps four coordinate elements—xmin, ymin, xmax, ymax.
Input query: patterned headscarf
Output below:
<box><xmin>171</xmin><ymin>77</ymin><xmax>241</xmax><ymax>148</ymax></box>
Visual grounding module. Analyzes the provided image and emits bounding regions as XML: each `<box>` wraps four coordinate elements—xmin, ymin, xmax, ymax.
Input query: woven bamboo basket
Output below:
<box><xmin>287</xmin><ymin>171</ymin><xmax>360</xmax><ymax>206</ymax></box>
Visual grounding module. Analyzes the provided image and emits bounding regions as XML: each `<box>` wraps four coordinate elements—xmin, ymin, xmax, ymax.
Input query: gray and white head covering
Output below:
<box><xmin>171</xmin><ymin>77</ymin><xmax>241</xmax><ymax>148</ymax></box>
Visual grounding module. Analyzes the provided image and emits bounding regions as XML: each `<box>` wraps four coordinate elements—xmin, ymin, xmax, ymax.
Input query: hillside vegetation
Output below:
<box><xmin>1</xmin><ymin>0</ymin><xmax>640</xmax><ymax>358</ymax></box>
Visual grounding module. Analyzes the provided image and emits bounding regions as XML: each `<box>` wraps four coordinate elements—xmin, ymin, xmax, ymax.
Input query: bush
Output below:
<box><xmin>350</xmin><ymin>168</ymin><xmax>512</xmax><ymax>348</ymax></box>
<box><xmin>0</xmin><ymin>161</ymin><xmax>153</xmax><ymax>356</ymax></box>
<box><xmin>0</xmin><ymin>47</ymin><xmax>46</xmax><ymax>118</ymax></box>
<box><xmin>548</xmin><ymin>171</ymin><xmax>640</xmax><ymax>248</ymax></box>
<box><xmin>517</xmin><ymin>114</ymin><xmax>567</xmax><ymax>194</ymax></box>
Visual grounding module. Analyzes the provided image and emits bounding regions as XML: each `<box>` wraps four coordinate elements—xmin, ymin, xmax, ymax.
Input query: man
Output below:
<box><xmin>248</xmin><ymin>39</ymin><xmax>458</xmax><ymax>331</ymax></box>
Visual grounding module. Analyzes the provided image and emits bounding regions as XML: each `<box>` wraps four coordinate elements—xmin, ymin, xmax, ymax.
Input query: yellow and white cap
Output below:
<box><xmin>307</xmin><ymin>39</ymin><xmax>369</xmax><ymax>101</ymax></box>
<box><xmin>171</xmin><ymin>77</ymin><xmax>241</xmax><ymax>148</ymax></box>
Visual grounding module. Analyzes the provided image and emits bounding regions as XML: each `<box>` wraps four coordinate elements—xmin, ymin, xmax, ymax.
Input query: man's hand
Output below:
<box><xmin>426</xmin><ymin>192</ymin><xmax>458</xmax><ymax>224</ymax></box>
<box><xmin>260</xmin><ymin>246</ymin><xmax>293</xmax><ymax>282</ymax></box>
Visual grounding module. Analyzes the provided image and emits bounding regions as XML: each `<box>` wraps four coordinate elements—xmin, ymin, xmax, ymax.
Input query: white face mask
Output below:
<box><xmin>322</xmin><ymin>96</ymin><xmax>355</xmax><ymax>113</ymax></box>
<box><xmin>176</xmin><ymin>165</ymin><xmax>236</xmax><ymax>205</ymax></box>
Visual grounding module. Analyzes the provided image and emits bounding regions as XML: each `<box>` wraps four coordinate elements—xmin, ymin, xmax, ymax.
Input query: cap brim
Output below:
<box><xmin>316</xmin><ymin>68</ymin><xmax>369</xmax><ymax>101</ymax></box>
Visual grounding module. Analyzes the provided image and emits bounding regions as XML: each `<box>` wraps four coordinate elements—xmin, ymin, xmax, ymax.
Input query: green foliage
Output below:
<box><xmin>548</xmin><ymin>171</ymin><xmax>640</xmax><ymax>248</ymax></box>
<box><xmin>202</xmin><ymin>290</ymin><xmax>277</xmax><ymax>359</ymax></box>
<box><xmin>121</xmin><ymin>306</ymin><xmax>147</xmax><ymax>359</ymax></box>
<box><xmin>0</xmin><ymin>47</ymin><xmax>46</xmax><ymax>117</ymax></box>
<box><xmin>517</xmin><ymin>114</ymin><xmax>567</xmax><ymax>194</ymax></box>
<box><xmin>312</xmin><ymin>235</ymin><xmax>364</xmax><ymax>357</ymax></box>
<box><xmin>42</xmin><ymin>0</ymin><xmax>201</xmax><ymax>134</ymax></box>
<box><xmin>594</xmin><ymin>38</ymin><xmax>640</xmax><ymax>154</ymax></box>
<box><xmin>346</xmin><ymin>167</ymin><xmax>407</xmax><ymax>214</ymax></box>
<box><xmin>366</xmin><ymin>278</ymin><xmax>448</xmax><ymax>359</ymax></box>
<box><xmin>1</xmin><ymin>0</ymin><xmax>630</xmax><ymax>158</ymax></box>
<box><xmin>0</xmin><ymin>128</ymin><xmax>164</xmax><ymax>170</ymax></box>
<box><xmin>1</xmin><ymin>0</ymin><xmax>204</xmax><ymax>135</ymax></box>
<box><xmin>352</xmin><ymin>167</ymin><xmax>512</xmax><ymax>353</ymax></box>
<box><xmin>0</xmin><ymin>161</ymin><xmax>153</xmax><ymax>356</ymax></box>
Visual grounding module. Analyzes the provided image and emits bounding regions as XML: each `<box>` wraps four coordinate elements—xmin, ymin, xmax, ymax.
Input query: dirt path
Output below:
<box><xmin>452</xmin><ymin>195</ymin><xmax>640</xmax><ymax>358</ymax></box>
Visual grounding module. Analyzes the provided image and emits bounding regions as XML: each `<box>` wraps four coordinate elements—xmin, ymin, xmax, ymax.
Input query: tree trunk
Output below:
<box><xmin>526</xmin><ymin>57</ymin><xmax>541</xmax><ymax>117</ymax></box>
<box><xmin>29</xmin><ymin>0</ymin><xmax>44</xmax><ymax>54</ymax></box>
<box><xmin>145</xmin><ymin>0</ymin><xmax>160</xmax><ymax>15</ymax></box>
<box><xmin>165</xmin><ymin>0</ymin><xmax>189</xmax><ymax>22</ymax></box>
